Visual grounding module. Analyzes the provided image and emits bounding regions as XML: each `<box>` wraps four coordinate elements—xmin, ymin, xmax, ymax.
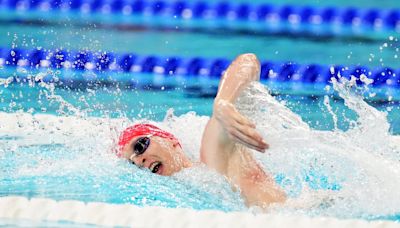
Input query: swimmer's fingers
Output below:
<box><xmin>223</xmin><ymin>105</ymin><xmax>268</xmax><ymax>151</ymax></box>
<box><xmin>230</xmin><ymin>127</ymin><xmax>268</xmax><ymax>152</ymax></box>
<box><xmin>232</xmin><ymin>111</ymin><xmax>256</xmax><ymax>128</ymax></box>
<box><xmin>234</xmin><ymin>122</ymin><xmax>268</xmax><ymax>150</ymax></box>
<box><xmin>231</xmin><ymin>111</ymin><xmax>267</xmax><ymax>147</ymax></box>
<box><xmin>214</xmin><ymin>99</ymin><xmax>267</xmax><ymax>151</ymax></box>
<box><xmin>235</xmin><ymin>137</ymin><xmax>264</xmax><ymax>152</ymax></box>
<box><xmin>231</xmin><ymin>130</ymin><xmax>266</xmax><ymax>152</ymax></box>
<box><xmin>214</xmin><ymin>99</ymin><xmax>254</xmax><ymax>128</ymax></box>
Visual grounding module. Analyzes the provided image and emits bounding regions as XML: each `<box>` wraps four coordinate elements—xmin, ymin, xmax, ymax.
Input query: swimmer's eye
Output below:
<box><xmin>130</xmin><ymin>160</ymin><xmax>136</xmax><ymax>166</ymax></box>
<box><xmin>132</xmin><ymin>137</ymin><xmax>151</xmax><ymax>156</ymax></box>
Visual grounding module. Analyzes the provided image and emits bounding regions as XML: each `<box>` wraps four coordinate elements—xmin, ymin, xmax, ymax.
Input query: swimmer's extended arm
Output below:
<box><xmin>200</xmin><ymin>53</ymin><xmax>286</xmax><ymax>208</ymax></box>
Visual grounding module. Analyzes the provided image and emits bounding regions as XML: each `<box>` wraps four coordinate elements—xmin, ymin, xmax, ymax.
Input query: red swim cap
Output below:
<box><xmin>117</xmin><ymin>123</ymin><xmax>180</xmax><ymax>157</ymax></box>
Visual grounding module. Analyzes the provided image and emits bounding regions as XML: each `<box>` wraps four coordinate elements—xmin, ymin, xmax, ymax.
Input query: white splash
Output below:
<box><xmin>236</xmin><ymin>80</ymin><xmax>400</xmax><ymax>219</ymax></box>
<box><xmin>1</xmin><ymin>78</ymin><xmax>399</xmax><ymax>219</ymax></box>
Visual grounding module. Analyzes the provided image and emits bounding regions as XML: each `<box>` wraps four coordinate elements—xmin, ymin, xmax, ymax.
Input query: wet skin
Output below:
<box><xmin>120</xmin><ymin>54</ymin><xmax>286</xmax><ymax>208</ymax></box>
<box><xmin>120</xmin><ymin>136</ymin><xmax>192</xmax><ymax>176</ymax></box>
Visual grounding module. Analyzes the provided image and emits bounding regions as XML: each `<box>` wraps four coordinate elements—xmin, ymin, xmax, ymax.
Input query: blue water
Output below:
<box><xmin>0</xmin><ymin>19</ymin><xmax>399</xmax><ymax>68</ymax></box>
<box><xmin>1</xmin><ymin>76</ymin><xmax>399</xmax><ymax>133</ymax></box>
<box><xmin>1</xmin><ymin>80</ymin><xmax>399</xmax><ymax>223</ymax></box>
<box><xmin>0</xmin><ymin>0</ymin><xmax>400</xmax><ymax>224</ymax></box>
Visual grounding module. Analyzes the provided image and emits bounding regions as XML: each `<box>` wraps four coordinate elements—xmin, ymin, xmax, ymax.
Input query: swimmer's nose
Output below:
<box><xmin>140</xmin><ymin>158</ymin><xmax>146</xmax><ymax>167</ymax></box>
<box><xmin>130</xmin><ymin>154</ymin><xmax>146</xmax><ymax>168</ymax></box>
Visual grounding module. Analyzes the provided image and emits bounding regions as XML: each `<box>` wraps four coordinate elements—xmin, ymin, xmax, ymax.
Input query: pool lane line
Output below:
<box><xmin>1</xmin><ymin>47</ymin><xmax>399</xmax><ymax>88</ymax></box>
<box><xmin>0</xmin><ymin>0</ymin><xmax>399</xmax><ymax>39</ymax></box>
<box><xmin>0</xmin><ymin>196</ymin><xmax>398</xmax><ymax>227</ymax></box>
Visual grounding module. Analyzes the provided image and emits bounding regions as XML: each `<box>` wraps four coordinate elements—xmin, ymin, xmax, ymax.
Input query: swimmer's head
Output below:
<box><xmin>118</xmin><ymin>124</ymin><xmax>192</xmax><ymax>176</ymax></box>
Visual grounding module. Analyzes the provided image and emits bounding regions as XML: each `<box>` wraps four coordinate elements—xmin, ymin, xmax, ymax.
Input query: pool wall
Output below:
<box><xmin>0</xmin><ymin>196</ymin><xmax>398</xmax><ymax>227</ymax></box>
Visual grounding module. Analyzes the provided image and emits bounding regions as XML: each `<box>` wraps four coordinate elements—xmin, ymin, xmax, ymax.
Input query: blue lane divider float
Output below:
<box><xmin>0</xmin><ymin>0</ymin><xmax>399</xmax><ymax>36</ymax></box>
<box><xmin>0</xmin><ymin>47</ymin><xmax>399</xmax><ymax>87</ymax></box>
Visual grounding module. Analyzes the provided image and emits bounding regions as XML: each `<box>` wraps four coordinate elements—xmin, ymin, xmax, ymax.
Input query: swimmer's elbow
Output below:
<box><xmin>237</xmin><ymin>53</ymin><xmax>259</xmax><ymax>61</ymax></box>
<box><xmin>236</xmin><ymin>53</ymin><xmax>260</xmax><ymax>69</ymax></box>
<box><xmin>234</xmin><ymin>53</ymin><xmax>260</xmax><ymax>81</ymax></box>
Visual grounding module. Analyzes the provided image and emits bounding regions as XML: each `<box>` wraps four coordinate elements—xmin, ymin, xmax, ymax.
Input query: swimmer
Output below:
<box><xmin>117</xmin><ymin>54</ymin><xmax>286</xmax><ymax>208</ymax></box>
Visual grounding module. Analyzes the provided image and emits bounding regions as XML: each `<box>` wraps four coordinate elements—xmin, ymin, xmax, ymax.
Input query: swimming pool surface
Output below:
<box><xmin>1</xmin><ymin>79</ymin><xmax>400</xmax><ymax>220</ymax></box>
<box><xmin>1</xmin><ymin>0</ymin><xmax>400</xmax><ymax>224</ymax></box>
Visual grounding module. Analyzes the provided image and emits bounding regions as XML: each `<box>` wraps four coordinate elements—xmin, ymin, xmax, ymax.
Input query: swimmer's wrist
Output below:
<box><xmin>213</xmin><ymin>99</ymin><xmax>233</xmax><ymax>112</ymax></box>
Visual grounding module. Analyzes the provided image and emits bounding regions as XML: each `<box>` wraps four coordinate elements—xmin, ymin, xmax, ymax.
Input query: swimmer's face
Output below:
<box><xmin>120</xmin><ymin>136</ymin><xmax>192</xmax><ymax>176</ymax></box>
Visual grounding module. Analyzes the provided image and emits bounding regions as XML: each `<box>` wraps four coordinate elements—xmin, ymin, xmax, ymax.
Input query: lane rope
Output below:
<box><xmin>0</xmin><ymin>196</ymin><xmax>398</xmax><ymax>227</ymax></box>
<box><xmin>0</xmin><ymin>47</ymin><xmax>399</xmax><ymax>87</ymax></box>
<box><xmin>0</xmin><ymin>0</ymin><xmax>399</xmax><ymax>36</ymax></box>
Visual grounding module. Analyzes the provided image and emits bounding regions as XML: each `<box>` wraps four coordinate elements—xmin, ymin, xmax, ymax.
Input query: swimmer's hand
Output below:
<box><xmin>214</xmin><ymin>99</ymin><xmax>268</xmax><ymax>152</ymax></box>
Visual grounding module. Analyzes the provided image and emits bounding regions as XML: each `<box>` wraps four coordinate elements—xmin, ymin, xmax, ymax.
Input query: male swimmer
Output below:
<box><xmin>117</xmin><ymin>54</ymin><xmax>286</xmax><ymax>208</ymax></box>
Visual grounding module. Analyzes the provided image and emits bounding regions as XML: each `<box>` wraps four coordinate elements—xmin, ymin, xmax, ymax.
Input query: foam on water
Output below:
<box><xmin>236</xmin><ymin>80</ymin><xmax>400</xmax><ymax>219</ymax></box>
<box><xmin>0</xmin><ymin>77</ymin><xmax>399</xmax><ymax>220</ymax></box>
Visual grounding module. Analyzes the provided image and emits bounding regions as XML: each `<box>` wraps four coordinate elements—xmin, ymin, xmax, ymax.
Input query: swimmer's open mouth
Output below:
<box><xmin>150</xmin><ymin>161</ymin><xmax>162</xmax><ymax>174</ymax></box>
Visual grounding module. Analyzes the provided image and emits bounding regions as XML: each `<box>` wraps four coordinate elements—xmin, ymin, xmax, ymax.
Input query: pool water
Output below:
<box><xmin>1</xmin><ymin>78</ymin><xmax>400</xmax><ymax>221</ymax></box>
<box><xmin>0</xmin><ymin>21</ymin><xmax>399</xmax><ymax>68</ymax></box>
<box><xmin>1</xmin><ymin>0</ymin><xmax>400</xmax><ymax>224</ymax></box>
<box><xmin>2</xmin><ymin>74</ymin><xmax>400</xmax><ymax>133</ymax></box>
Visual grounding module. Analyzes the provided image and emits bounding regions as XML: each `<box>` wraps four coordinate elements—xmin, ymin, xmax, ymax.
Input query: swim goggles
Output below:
<box><xmin>132</xmin><ymin>136</ymin><xmax>151</xmax><ymax>157</ymax></box>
